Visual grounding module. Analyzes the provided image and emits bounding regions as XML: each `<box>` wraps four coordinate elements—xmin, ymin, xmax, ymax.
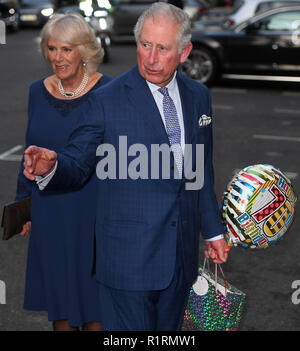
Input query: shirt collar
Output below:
<box><xmin>146</xmin><ymin>71</ymin><xmax>177</xmax><ymax>95</ymax></box>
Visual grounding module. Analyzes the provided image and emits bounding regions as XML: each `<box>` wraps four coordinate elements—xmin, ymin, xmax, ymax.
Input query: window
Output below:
<box><xmin>110</xmin><ymin>0</ymin><xmax>154</xmax><ymax>5</ymax></box>
<box><xmin>256</xmin><ymin>1</ymin><xmax>300</xmax><ymax>14</ymax></box>
<box><xmin>258</xmin><ymin>10</ymin><xmax>300</xmax><ymax>31</ymax></box>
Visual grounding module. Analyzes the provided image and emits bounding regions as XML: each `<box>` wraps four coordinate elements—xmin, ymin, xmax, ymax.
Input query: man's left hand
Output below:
<box><xmin>204</xmin><ymin>238</ymin><xmax>230</xmax><ymax>264</ymax></box>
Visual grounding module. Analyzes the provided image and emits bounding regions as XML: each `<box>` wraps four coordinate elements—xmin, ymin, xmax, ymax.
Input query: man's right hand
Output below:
<box><xmin>23</xmin><ymin>145</ymin><xmax>57</xmax><ymax>180</ymax></box>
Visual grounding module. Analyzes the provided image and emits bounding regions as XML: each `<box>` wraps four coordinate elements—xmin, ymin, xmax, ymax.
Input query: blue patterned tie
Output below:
<box><xmin>158</xmin><ymin>86</ymin><xmax>183</xmax><ymax>177</ymax></box>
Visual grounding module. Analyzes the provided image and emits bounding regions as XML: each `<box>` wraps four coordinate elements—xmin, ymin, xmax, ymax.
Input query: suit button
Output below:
<box><xmin>171</xmin><ymin>221</ymin><xmax>177</xmax><ymax>227</ymax></box>
<box><xmin>171</xmin><ymin>165</ymin><xmax>174</xmax><ymax>170</ymax></box>
<box><xmin>177</xmin><ymin>192</ymin><xmax>181</xmax><ymax>199</ymax></box>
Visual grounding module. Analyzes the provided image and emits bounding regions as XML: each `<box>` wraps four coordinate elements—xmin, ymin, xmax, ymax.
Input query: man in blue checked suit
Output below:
<box><xmin>23</xmin><ymin>3</ymin><xmax>229</xmax><ymax>330</ymax></box>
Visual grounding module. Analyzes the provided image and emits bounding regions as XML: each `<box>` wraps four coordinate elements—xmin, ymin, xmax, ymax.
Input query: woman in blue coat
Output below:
<box><xmin>15</xmin><ymin>13</ymin><xmax>112</xmax><ymax>331</ymax></box>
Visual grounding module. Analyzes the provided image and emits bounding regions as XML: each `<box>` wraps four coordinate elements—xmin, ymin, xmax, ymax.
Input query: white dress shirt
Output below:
<box><xmin>146</xmin><ymin>72</ymin><xmax>185</xmax><ymax>154</ymax></box>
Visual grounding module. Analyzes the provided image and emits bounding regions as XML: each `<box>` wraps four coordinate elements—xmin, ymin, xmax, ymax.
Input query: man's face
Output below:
<box><xmin>137</xmin><ymin>16</ymin><xmax>192</xmax><ymax>87</ymax></box>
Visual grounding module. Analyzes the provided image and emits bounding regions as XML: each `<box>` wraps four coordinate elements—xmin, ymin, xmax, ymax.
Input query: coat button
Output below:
<box><xmin>171</xmin><ymin>221</ymin><xmax>177</xmax><ymax>227</ymax></box>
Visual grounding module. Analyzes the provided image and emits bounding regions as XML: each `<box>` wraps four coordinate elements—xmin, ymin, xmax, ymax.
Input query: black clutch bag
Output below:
<box><xmin>1</xmin><ymin>197</ymin><xmax>31</xmax><ymax>240</ymax></box>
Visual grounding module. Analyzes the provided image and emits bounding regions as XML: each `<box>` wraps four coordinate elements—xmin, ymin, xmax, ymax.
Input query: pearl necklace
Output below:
<box><xmin>58</xmin><ymin>71</ymin><xmax>89</xmax><ymax>98</ymax></box>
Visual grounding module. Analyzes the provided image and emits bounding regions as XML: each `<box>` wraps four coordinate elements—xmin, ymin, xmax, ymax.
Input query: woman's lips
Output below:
<box><xmin>55</xmin><ymin>65</ymin><xmax>67</xmax><ymax>71</ymax></box>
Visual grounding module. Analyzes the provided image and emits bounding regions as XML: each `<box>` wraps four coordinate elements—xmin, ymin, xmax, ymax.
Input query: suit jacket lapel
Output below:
<box><xmin>125</xmin><ymin>67</ymin><xmax>195</xmax><ymax>147</ymax></box>
<box><xmin>124</xmin><ymin>67</ymin><xmax>195</xmax><ymax>180</ymax></box>
<box><xmin>176</xmin><ymin>72</ymin><xmax>198</xmax><ymax>184</ymax></box>
<box><xmin>124</xmin><ymin>66</ymin><xmax>170</xmax><ymax>146</ymax></box>
<box><xmin>176</xmin><ymin>72</ymin><xmax>195</xmax><ymax>147</ymax></box>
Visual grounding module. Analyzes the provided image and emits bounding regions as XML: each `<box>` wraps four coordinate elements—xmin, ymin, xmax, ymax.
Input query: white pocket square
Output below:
<box><xmin>198</xmin><ymin>114</ymin><xmax>212</xmax><ymax>128</ymax></box>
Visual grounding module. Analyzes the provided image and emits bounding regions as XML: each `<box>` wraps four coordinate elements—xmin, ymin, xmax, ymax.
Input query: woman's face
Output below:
<box><xmin>47</xmin><ymin>38</ymin><xmax>83</xmax><ymax>81</ymax></box>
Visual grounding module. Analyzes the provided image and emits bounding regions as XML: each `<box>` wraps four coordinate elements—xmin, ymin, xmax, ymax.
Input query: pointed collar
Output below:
<box><xmin>146</xmin><ymin>72</ymin><xmax>178</xmax><ymax>95</ymax></box>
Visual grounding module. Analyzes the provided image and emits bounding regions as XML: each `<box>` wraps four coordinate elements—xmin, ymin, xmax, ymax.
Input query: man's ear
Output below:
<box><xmin>179</xmin><ymin>43</ymin><xmax>193</xmax><ymax>64</ymax></box>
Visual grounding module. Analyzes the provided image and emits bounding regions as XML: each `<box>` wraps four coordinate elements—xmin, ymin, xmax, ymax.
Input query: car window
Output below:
<box><xmin>256</xmin><ymin>1</ymin><xmax>300</xmax><ymax>14</ymax></box>
<box><xmin>21</xmin><ymin>0</ymin><xmax>52</xmax><ymax>3</ymax></box>
<box><xmin>185</xmin><ymin>0</ymin><xmax>209</xmax><ymax>6</ymax></box>
<box><xmin>110</xmin><ymin>0</ymin><xmax>154</xmax><ymax>4</ymax></box>
<box><xmin>21</xmin><ymin>0</ymin><xmax>46</xmax><ymax>3</ymax></box>
<box><xmin>258</xmin><ymin>10</ymin><xmax>300</xmax><ymax>31</ymax></box>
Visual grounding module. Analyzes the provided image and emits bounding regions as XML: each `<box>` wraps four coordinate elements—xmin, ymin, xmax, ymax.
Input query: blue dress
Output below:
<box><xmin>15</xmin><ymin>74</ymin><xmax>113</xmax><ymax>326</ymax></box>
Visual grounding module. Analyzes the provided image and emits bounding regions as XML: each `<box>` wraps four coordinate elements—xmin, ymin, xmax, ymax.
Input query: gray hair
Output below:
<box><xmin>134</xmin><ymin>2</ymin><xmax>191</xmax><ymax>53</ymax></box>
<box><xmin>40</xmin><ymin>13</ymin><xmax>104</xmax><ymax>74</ymax></box>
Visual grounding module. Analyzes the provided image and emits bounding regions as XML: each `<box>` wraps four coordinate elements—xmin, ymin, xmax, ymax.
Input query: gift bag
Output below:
<box><xmin>182</xmin><ymin>259</ymin><xmax>246</xmax><ymax>331</ymax></box>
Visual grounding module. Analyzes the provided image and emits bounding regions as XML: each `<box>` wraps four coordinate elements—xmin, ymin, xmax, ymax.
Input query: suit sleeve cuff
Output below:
<box><xmin>205</xmin><ymin>234</ymin><xmax>224</xmax><ymax>242</ymax></box>
<box><xmin>35</xmin><ymin>161</ymin><xmax>58</xmax><ymax>190</ymax></box>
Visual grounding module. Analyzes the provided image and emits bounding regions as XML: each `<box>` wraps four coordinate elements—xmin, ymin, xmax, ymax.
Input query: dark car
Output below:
<box><xmin>107</xmin><ymin>0</ymin><xmax>155</xmax><ymax>42</ymax></box>
<box><xmin>181</xmin><ymin>5</ymin><xmax>300</xmax><ymax>85</ymax></box>
<box><xmin>0</xmin><ymin>0</ymin><xmax>20</xmax><ymax>31</ymax></box>
<box><xmin>106</xmin><ymin>0</ymin><xmax>210</xmax><ymax>42</ymax></box>
<box><xmin>183</xmin><ymin>0</ymin><xmax>210</xmax><ymax>21</ymax></box>
<box><xmin>54</xmin><ymin>0</ymin><xmax>111</xmax><ymax>62</ymax></box>
<box><xmin>19</xmin><ymin>0</ymin><xmax>54</xmax><ymax>27</ymax></box>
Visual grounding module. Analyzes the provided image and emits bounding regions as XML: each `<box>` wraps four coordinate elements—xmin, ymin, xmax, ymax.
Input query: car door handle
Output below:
<box><xmin>284</xmin><ymin>40</ymin><xmax>297</xmax><ymax>47</ymax></box>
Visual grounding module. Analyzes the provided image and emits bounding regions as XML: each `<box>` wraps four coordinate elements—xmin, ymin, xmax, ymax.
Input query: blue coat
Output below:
<box><xmin>46</xmin><ymin>65</ymin><xmax>225</xmax><ymax>291</ymax></box>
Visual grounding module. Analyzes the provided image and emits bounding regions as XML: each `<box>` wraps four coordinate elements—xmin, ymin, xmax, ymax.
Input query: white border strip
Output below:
<box><xmin>253</xmin><ymin>134</ymin><xmax>300</xmax><ymax>142</ymax></box>
<box><xmin>0</xmin><ymin>145</ymin><xmax>23</xmax><ymax>161</ymax></box>
<box><xmin>223</xmin><ymin>74</ymin><xmax>300</xmax><ymax>82</ymax></box>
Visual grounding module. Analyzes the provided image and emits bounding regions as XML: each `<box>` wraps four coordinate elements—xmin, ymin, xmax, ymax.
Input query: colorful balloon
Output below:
<box><xmin>221</xmin><ymin>165</ymin><xmax>297</xmax><ymax>249</ymax></box>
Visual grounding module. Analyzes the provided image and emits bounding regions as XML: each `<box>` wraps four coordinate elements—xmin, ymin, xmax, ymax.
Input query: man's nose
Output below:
<box><xmin>148</xmin><ymin>48</ymin><xmax>158</xmax><ymax>65</ymax></box>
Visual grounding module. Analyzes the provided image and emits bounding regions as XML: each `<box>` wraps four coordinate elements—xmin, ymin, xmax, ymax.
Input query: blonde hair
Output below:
<box><xmin>40</xmin><ymin>13</ymin><xmax>104</xmax><ymax>74</ymax></box>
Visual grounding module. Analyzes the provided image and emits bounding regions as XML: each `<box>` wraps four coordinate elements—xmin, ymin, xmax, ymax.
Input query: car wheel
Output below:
<box><xmin>10</xmin><ymin>21</ymin><xmax>20</xmax><ymax>32</ymax></box>
<box><xmin>102</xmin><ymin>46</ymin><xmax>109</xmax><ymax>63</ymax></box>
<box><xmin>180</xmin><ymin>47</ymin><xmax>219</xmax><ymax>86</ymax></box>
<box><xmin>7</xmin><ymin>17</ymin><xmax>20</xmax><ymax>33</ymax></box>
<box><xmin>8</xmin><ymin>13</ymin><xmax>20</xmax><ymax>33</ymax></box>
<box><xmin>98</xmin><ymin>36</ymin><xmax>110</xmax><ymax>63</ymax></box>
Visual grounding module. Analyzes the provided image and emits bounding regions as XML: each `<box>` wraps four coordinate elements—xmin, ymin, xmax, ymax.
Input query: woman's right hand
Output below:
<box><xmin>19</xmin><ymin>221</ymin><xmax>31</xmax><ymax>236</ymax></box>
